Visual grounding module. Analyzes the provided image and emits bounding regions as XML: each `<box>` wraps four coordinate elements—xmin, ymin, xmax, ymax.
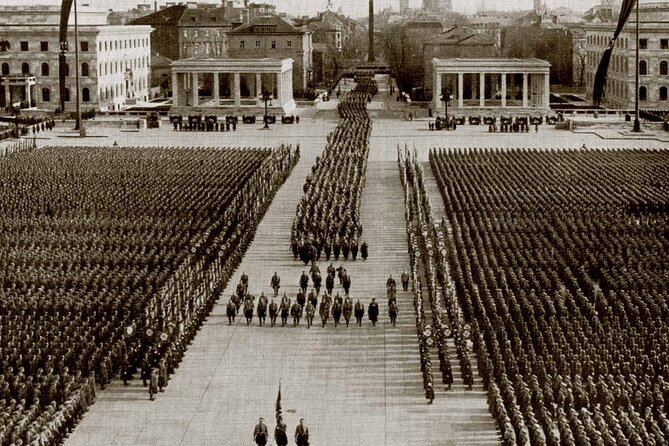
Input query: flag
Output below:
<box><xmin>592</xmin><ymin>0</ymin><xmax>637</xmax><ymax>106</ymax></box>
<box><xmin>59</xmin><ymin>0</ymin><xmax>74</xmax><ymax>113</ymax></box>
<box><xmin>275</xmin><ymin>383</ymin><xmax>282</xmax><ymax>421</ymax></box>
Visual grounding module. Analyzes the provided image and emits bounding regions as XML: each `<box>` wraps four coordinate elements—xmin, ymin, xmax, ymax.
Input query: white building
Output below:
<box><xmin>0</xmin><ymin>5</ymin><xmax>152</xmax><ymax>112</ymax></box>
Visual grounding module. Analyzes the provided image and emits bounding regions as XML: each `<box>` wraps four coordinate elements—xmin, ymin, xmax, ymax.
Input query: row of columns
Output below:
<box><xmin>172</xmin><ymin>70</ymin><xmax>292</xmax><ymax>108</ymax></box>
<box><xmin>434</xmin><ymin>71</ymin><xmax>550</xmax><ymax>111</ymax></box>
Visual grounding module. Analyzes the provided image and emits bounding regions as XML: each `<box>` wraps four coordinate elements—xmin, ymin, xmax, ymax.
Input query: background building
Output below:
<box><xmin>226</xmin><ymin>16</ymin><xmax>313</xmax><ymax>91</ymax></box>
<box><xmin>0</xmin><ymin>5</ymin><xmax>152</xmax><ymax>112</ymax></box>
<box><xmin>585</xmin><ymin>3</ymin><xmax>669</xmax><ymax>107</ymax></box>
<box><xmin>423</xmin><ymin>0</ymin><xmax>452</xmax><ymax>14</ymax></box>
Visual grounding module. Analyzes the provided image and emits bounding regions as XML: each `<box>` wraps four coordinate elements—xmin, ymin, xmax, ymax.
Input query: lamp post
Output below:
<box><xmin>262</xmin><ymin>90</ymin><xmax>271</xmax><ymax>129</ymax></box>
<box><xmin>73</xmin><ymin>0</ymin><xmax>84</xmax><ymax>136</ymax></box>
<box><xmin>442</xmin><ymin>88</ymin><xmax>453</xmax><ymax>120</ymax></box>
<box><xmin>632</xmin><ymin>0</ymin><xmax>641</xmax><ymax>132</ymax></box>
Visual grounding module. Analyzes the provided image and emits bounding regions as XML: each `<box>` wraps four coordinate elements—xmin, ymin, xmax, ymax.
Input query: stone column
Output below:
<box><xmin>233</xmin><ymin>72</ymin><xmax>241</xmax><ymax>107</ymax></box>
<box><xmin>255</xmin><ymin>73</ymin><xmax>262</xmax><ymax>96</ymax></box>
<box><xmin>277</xmin><ymin>71</ymin><xmax>284</xmax><ymax>106</ymax></box>
<box><xmin>26</xmin><ymin>83</ymin><xmax>31</xmax><ymax>107</ymax></box>
<box><xmin>544</xmin><ymin>72</ymin><xmax>550</xmax><ymax>109</ymax></box>
<box><xmin>213</xmin><ymin>72</ymin><xmax>220</xmax><ymax>106</ymax></box>
<box><xmin>479</xmin><ymin>72</ymin><xmax>485</xmax><ymax>108</ymax></box>
<box><xmin>522</xmin><ymin>73</ymin><xmax>528</xmax><ymax>108</ymax></box>
<box><xmin>5</xmin><ymin>85</ymin><xmax>11</xmax><ymax>107</ymax></box>
<box><xmin>192</xmin><ymin>72</ymin><xmax>199</xmax><ymax>107</ymax></box>
<box><xmin>285</xmin><ymin>69</ymin><xmax>293</xmax><ymax>102</ymax></box>
<box><xmin>457</xmin><ymin>72</ymin><xmax>464</xmax><ymax>108</ymax></box>
<box><xmin>433</xmin><ymin>71</ymin><xmax>442</xmax><ymax>113</ymax></box>
<box><xmin>172</xmin><ymin>71</ymin><xmax>179</xmax><ymax>106</ymax></box>
<box><xmin>501</xmin><ymin>73</ymin><xmax>507</xmax><ymax>108</ymax></box>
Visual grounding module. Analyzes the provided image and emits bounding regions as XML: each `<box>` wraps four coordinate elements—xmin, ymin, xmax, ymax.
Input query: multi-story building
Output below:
<box><xmin>178</xmin><ymin>6</ymin><xmax>231</xmax><ymax>59</ymax></box>
<box><xmin>0</xmin><ymin>5</ymin><xmax>152</xmax><ymax>112</ymax></box>
<box><xmin>226</xmin><ymin>16</ymin><xmax>313</xmax><ymax>90</ymax></box>
<box><xmin>423</xmin><ymin>0</ymin><xmax>452</xmax><ymax>14</ymax></box>
<box><xmin>249</xmin><ymin>3</ymin><xmax>277</xmax><ymax>20</ymax></box>
<box><xmin>585</xmin><ymin>2</ymin><xmax>669</xmax><ymax>107</ymax></box>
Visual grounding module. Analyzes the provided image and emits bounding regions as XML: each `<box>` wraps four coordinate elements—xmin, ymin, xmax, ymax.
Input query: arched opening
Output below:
<box><xmin>1</xmin><ymin>62</ymin><xmax>9</xmax><ymax>75</ymax></box>
<box><xmin>42</xmin><ymin>87</ymin><xmax>50</xmax><ymax>102</ymax></box>
<box><xmin>661</xmin><ymin>61</ymin><xmax>668</xmax><ymax>76</ymax></box>
<box><xmin>64</xmin><ymin>87</ymin><xmax>71</xmax><ymax>102</ymax></box>
<box><xmin>660</xmin><ymin>86</ymin><xmax>668</xmax><ymax>102</ymax></box>
<box><xmin>81</xmin><ymin>63</ymin><xmax>89</xmax><ymax>77</ymax></box>
<box><xmin>82</xmin><ymin>87</ymin><xmax>90</xmax><ymax>102</ymax></box>
<box><xmin>639</xmin><ymin>60</ymin><xmax>648</xmax><ymax>76</ymax></box>
<box><xmin>41</xmin><ymin>62</ymin><xmax>49</xmax><ymax>76</ymax></box>
<box><xmin>21</xmin><ymin>62</ymin><xmax>30</xmax><ymax>74</ymax></box>
<box><xmin>639</xmin><ymin>86</ymin><xmax>647</xmax><ymax>102</ymax></box>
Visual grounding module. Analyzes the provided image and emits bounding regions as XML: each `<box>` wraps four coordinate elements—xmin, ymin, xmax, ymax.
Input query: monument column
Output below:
<box><xmin>479</xmin><ymin>72</ymin><xmax>485</xmax><ymax>108</ymax></box>
<box><xmin>501</xmin><ymin>73</ymin><xmax>507</xmax><ymax>107</ymax></box>
<box><xmin>233</xmin><ymin>72</ymin><xmax>241</xmax><ymax>107</ymax></box>
<box><xmin>368</xmin><ymin>0</ymin><xmax>375</xmax><ymax>62</ymax></box>
<box><xmin>172</xmin><ymin>71</ymin><xmax>179</xmax><ymax>106</ymax></box>
<box><xmin>458</xmin><ymin>72</ymin><xmax>464</xmax><ymax>108</ymax></box>
<box><xmin>213</xmin><ymin>72</ymin><xmax>220</xmax><ymax>106</ymax></box>
<box><xmin>192</xmin><ymin>72</ymin><xmax>199</xmax><ymax>107</ymax></box>
<box><xmin>522</xmin><ymin>73</ymin><xmax>528</xmax><ymax>108</ymax></box>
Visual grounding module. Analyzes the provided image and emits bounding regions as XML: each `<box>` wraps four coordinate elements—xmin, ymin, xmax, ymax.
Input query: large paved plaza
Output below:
<box><xmin>14</xmin><ymin>75</ymin><xmax>661</xmax><ymax>446</ymax></box>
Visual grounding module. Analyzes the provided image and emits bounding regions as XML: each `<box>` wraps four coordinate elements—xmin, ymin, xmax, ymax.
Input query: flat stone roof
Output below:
<box><xmin>171</xmin><ymin>58</ymin><xmax>294</xmax><ymax>73</ymax></box>
<box><xmin>432</xmin><ymin>58</ymin><xmax>551</xmax><ymax>73</ymax></box>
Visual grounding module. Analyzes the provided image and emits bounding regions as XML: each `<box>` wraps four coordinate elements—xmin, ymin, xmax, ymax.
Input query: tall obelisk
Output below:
<box><xmin>368</xmin><ymin>0</ymin><xmax>375</xmax><ymax>62</ymax></box>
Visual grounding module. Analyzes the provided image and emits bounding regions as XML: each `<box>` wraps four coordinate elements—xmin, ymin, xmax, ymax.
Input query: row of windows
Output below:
<box><xmin>182</xmin><ymin>42</ymin><xmax>225</xmax><ymax>56</ymax></box>
<box><xmin>640</xmin><ymin>60</ymin><xmax>669</xmax><ymax>76</ymax></box>
<box><xmin>40</xmin><ymin>87</ymin><xmax>90</xmax><ymax>103</ymax></box>
<box><xmin>1</xmin><ymin>62</ymin><xmax>91</xmax><ymax>77</ymax></box>
<box><xmin>98</xmin><ymin>77</ymin><xmax>147</xmax><ymax>101</ymax></box>
<box><xmin>588</xmin><ymin>34</ymin><xmax>629</xmax><ymax>49</ymax></box>
<box><xmin>99</xmin><ymin>57</ymin><xmax>148</xmax><ymax>76</ymax></box>
<box><xmin>39</xmin><ymin>80</ymin><xmax>148</xmax><ymax>103</ymax></box>
<box><xmin>183</xmin><ymin>29</ymin><xmax>223</xmax><ymax>38</ymax></box>
<box><xmin>639</xmin><ymin>38</ymin><xmax>669</xmax><ymax>50</ymax></box>
<box><xmin>99</xmin><ymin>38</ymin><xmax>149</xmax><ymax>52</ymax></box>
<box><xmin>639</xmin><ymin>86</ymin><xmax>668</xmax><ymax>101</ymax></box>
<box><xmin>239</xmin><ymin>40</ymin><xmax>292</xmax><ymax>49</ymax></box>
<box><xmin>0</xmin><ymin>41</ymin><xmax>90</xmax><ymax>52</ymax></box>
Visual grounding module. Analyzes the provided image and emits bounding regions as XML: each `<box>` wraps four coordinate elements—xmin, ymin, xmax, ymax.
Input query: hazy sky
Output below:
<box><xmin>2</xmin><ymin>0</ymin><xmax>637</xmax><ymax>17</ymax></box>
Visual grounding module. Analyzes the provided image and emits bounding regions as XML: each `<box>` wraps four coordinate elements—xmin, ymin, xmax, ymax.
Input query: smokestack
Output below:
<box><xmin>368</xmin><ymin>0</ymin><xmax>375</xmax><ymax>62</ymax></box>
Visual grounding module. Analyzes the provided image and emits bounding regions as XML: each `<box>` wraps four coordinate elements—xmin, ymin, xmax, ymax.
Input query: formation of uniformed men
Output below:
<box><xmin>254</xmin><ymin>417</ymin><xmax>310</xmax><ymax>446</ymax></box>
<box><xmin>0</xmin><ymin>143</ymin><xmax>300</xmax><ymax>444</ymax></box>
<box><xmin>291</xmin><ymin>78</ymin><xmax>377</xmax><ymax>266</ymax></box>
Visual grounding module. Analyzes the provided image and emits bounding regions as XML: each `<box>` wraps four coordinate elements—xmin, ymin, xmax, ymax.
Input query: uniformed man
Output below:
<box><xmin>244</xmin><ymin>297</ymin><xmax>254</xmax><ymax>326</ymax></box>
<box><xmin>325</xmin><ymin>273</ymin><xmax>335</xmax><ymax>295</ymax></box>
<box><xmin>305</xmin><ymin>300</ymin><xmax>315</xmax><ymax>328</ymax></box>
<box><xmin>360</xmin><ymin>241</ymin><xmax>368</xmax><ymax>260</ymax></box>
<box><xmin>354</xmin><ymin>299</ymin><xmax>364</xmax><ymax>326</ymax></box>
<box><xmin>332</xmin><ymin>300</ymin><xmax>342</xmax><ymax>327</ymax></box>
<box><xmin>294</xmin><ymin>419</ymin><xmax>309</xmax><ymax>446</ymax></box>
<box><xmin>271</xmin><ymin>272</ymin><xmax>281</xmax><ymax>296</ymax></box>
<box><xmin>299</xmin><ymin>271</ymin><xmax>309</xmax><ymax>293</ymax></box>
<box><xmin>226</xmin><ymin>298</ymin><xmax>237</xmax><ymax>325</ymax></box>
<box><xmin>343</xmin><ymin>296</ymin><xmax>353</xmax><ymax>327</ymax></box>
<box><xmin>319</xmin><ymin>299</ymin><xmax>330</xmax><ymax>327</ymax></box>
<box><xmin>269</xmin><ymin>299</ymin><xmax>279</xmax><ymax>327</ymax></box>
<box><xmin>253</xmin><ymin>418</ymin><xmax>269</xmax><ymax>446</ymax></box>
<box><xmin>257</xmin><ymin>293</ymin><xmax>268</xmax><ymax>326</ymax></box>
<box><xmin>342</xmin><ymin>271</ymin><xmax>351</xmax><ymax>295</ymax></box>
<box><xmin>274</xmin><ymin>416</ymin><xmax>288</xmax><ymax>446</ymax></box>
<box><xmin>368</xmin><ymin>298</ymin><xmax>379</xmax><ymax>326</ymax></box>
<box><xmin>389</xmin><ymin>300</ymin><xmax>398</xmax><ymax>327</ymax></box>
<box><xmin>158</xmin><ymin>359</ymin><xmax>168</xmax><ymax>392</ymax></box>
<box><xmin>291</xmin><ymin>302</ymin><xmax>303</xmax><ymax>327</ymax></box>
<box><xmin>280</xmin><ymin>295</ymin><xmax>291</xmax><ymax>327</ymax></box>
<box><xmin>149</xmin><ymin>369</ymin><xmax>158</xmax><ymax>401</ymax></box>
<box><xmin>401</xmin><ymin>270</ymin><xmax>410</xmax><ymax>292</ymax></box>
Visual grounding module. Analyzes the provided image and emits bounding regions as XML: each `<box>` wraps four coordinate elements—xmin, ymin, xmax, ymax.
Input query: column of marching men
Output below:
<box><xmin>224</xmin><ymin>264</ymin><xmax>408</xmax><ymax>330</ymax></box>
<box><xmin>290</xmin><ymin>77</ymin><xmax>377</xmax><ymax>265</ymax></box>
<box><xmin>0</xmin><ymin>144</ymin><xmax>299</xmax><ymax>445</ymax></box>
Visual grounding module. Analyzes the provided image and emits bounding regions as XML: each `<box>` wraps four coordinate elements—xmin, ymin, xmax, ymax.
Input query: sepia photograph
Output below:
<box><xmin>0</xmin><ymin>0</ymin><xmax>668</xmax><ymax>444</ymax></box>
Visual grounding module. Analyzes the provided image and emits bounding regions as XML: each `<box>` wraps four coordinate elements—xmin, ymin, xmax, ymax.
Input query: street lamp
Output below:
<box><xmin>262</xmin><ymin>90</ymin><xmax>272</xmax><ymax>129</ymax></box>
<box><xmin>442</xmin><ymin>88</ymin><xmax>453</xmax><ymax>120</ymax></box>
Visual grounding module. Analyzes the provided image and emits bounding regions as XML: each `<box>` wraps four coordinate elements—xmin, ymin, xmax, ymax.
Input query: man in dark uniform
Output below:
<box><xmin>299</xmin><ymin>271</ymin><xmax>309</xmax><ymax>294</ymax></box>
<box><xmin>291</xmin><ymin>302</ymin><xmax>303</xmax><ymax>326</ymax></box>
<box><xmin>274</xmin><ymin>416</ymin><xmax>288</xmax><ymax>446</ymax></box>
<box><xmin>280</xmin><ymin>294</ymin><xmax>291</xmax><ymax>326</ymax></box>
<box><xmin>226</xmin><ymin>298</ymin><xmax>237</xmax><ymax>325</ymax></box>
<box><xmin>342</xmin><ymin>271</ymin><xmax>351</xmax><ymax>295</ymax></box>
<box><xmin>297</xmin><ymin>289</ymin><xmax>306</xmax><ymax>308</ymax></box>
<box><xmin>360</xmin><ymin>241</ymin><xmax>368</xmax><ymax>260</ymax></box>
<box><xmin>149</xmin><ymin>368</ymin><xmax>158</xmax><ymax>401</ymax></box>
<box><xmin>312</xmin><ymin>271</ymin><xmax>322</xmax><ymax>294</ymax></box>
<box><xmin>257</xmin><ymin>293</ymin><xmax>268</xmax><ymax>326</ymax></box>
<box><xmin>305</xmin><ymin>300</ymin><xmax>315</xmax><ymax>328</ymax></box>
<box><xmin>269</xmin><ymin>299</ymin><xmax>278</xmax><ymax>327</ymax></box>
<box><xmin>327</xmin><ymin>262</ymin><xmax>336</xmax><ymax>278</ymax></box>
<box><xmin>244</xmin><ymin>296</ymin><xmax>254</xmax><ymax>326</ymax></box>
<box><xmin>368</xmin><ymin>298</ymin><xmax>379</xmax><ymax>326</ymax></box>
<box><xmin>271</xmin><ymin>272</ymin><xmax>281</xmax><ymax>297</ymax></box>
<box><xmin>354</xmin><ymin>299</ymin><xmax>364</xmax><ymax>326</ymax></box>
<box><xmin>294</xmin><ymin>419</ymin><xmax>309</xmax><ymax>446</ymax></box>
<box><xmin>319</xmin><ymin>299</ymin><xmax>330</xmax><ymax>327</ymax></box>
<box><xmin>401</xmin><ymin>270</ymin><xmax>410</xmax><ymax>292</ymax></box>
<box><xmin>325</xmin><ymin>273</ymin><xmax>334</xmax><ymax>296</ymax></box>
<box><xmin>254</xmin><ymin>417</ymin><xmax>269</xmax><ymax>446</ymax></box>
<box><xmin>343</xmin><ymin>297</ymin><xmax>353</xmax><ymax>327</ymax></box>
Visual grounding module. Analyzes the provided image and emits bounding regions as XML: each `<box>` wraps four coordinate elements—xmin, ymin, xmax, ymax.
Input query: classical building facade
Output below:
<box><xmin>585</xmin><ymin>3</ymin><xmax>669</xmax><ymax>107</ymax></box>
<box><xmin>0</xmin><ymin>6</ymin><xmax>152</xmax><ymax>112</ymax></box>
<box><xmin>226</xmin><ymin>16</ymin><xmax>313</xmax><ymax>90</ymax></box>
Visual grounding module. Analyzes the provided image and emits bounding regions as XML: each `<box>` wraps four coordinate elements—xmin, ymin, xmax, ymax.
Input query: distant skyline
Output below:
<box><xmin>1</xmin><ymin>0</ymin><xmax>656</xmax><ymax>17</ymax></box>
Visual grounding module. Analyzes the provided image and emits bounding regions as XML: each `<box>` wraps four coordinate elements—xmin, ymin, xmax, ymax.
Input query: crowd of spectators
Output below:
<box><xmin>429</xmin><ymin>148</ymin><xmax>669</xmax><ymax>445</ymax></box>
<box><xmin>290</xmin><ymin>77</ymin><xmax>377</xmax><ymax>264</ymax></box>
<box><xmin>0</xmin><ymin>116</ymin><xmax>55</xmax><ymax>141</ymax></box>
<box><xmin>0</xmin><ymin>143</ymin><xmax>298</xmax><ymax>445</ymax></box>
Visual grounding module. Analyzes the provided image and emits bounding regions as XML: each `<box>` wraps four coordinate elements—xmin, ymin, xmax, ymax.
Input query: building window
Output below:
<box><xmin>20</xmin><ymin>41</ymin><xmax>29</xmax><ymax>51</ymax></box>
<box><xmin>81</xmin><ymin>41</ymin><xmax>89</xmax><ymax>52</ymax></box>
<box><xmin>42</xmin><ymin>87</ymin><xmax>50</xmax><ymax>102</ymax></box>
<box><xmin>21</xmin><ymin>62</ymin><xmax>30</xmax><ymax>74</ymax></box>
<box><xmin>64</xmin><ymin>87</ymin><xmax>71</xmax><ymax>102</ymax></box>
<box><xmin>81</xmin><ymin>63</ymin><xmax>89</xmax><ymax>77</ymax></box>
<box><xmin>255</xmin><ymin>41</ymin><xmax>260</xmax><ymax>48</ymax></box>
<box><xmin>1</xmin><ymin>63</ymin><xmax>8</xmax><ymax>75</ymax></box>
<box><xmin>639</xmin><ymin>86</ymin><xmax>647</xmax><ymax>101</ymax></box>
<box><xmin>287</xmin><ymin>40</ymin><xmax>292</xmax><ymax>47</ymax></box>
<box><xmin>240</xmin><ymin>40</ymin><xmax>245</xmax><ymax>48</ymax></box>
<box><xmin>82</xmin><ymin>87</ymin><xmax>90</xmax><ymax>102</ymax></box>
<box><xmin>660</xmin><ymin>86</ymin><xmax>668</xmax><ymax>101</ymax></box>
<box><xmin>639</xmin><ymin>60</ymin><xmax>647</xmax><ymax>75</ymax></box>
<box><xmin>661</xmin><ymin>61</ymin><xmax>668</xmax><ymax>76</ymax></box>
<box><xmin>639</xmin><ymin>39</ymin><xmax>647</xmax><ymax>49</ymax></box>
<box><xmin>662</xmin><ymin>39</ymin><xmax>669</xmax><ymax>50</ymax></box>
<box><xmin>40</xmin><ymin>41</ymin><xmax>48</xmax><ymax>51</ymax></box>
<box><xmin>271</xmin><ymin>40</ymin><xmax>276</xmax><ymax>49</ymax></box>
<box><xmin>41</xmin><ymin>62</ymin><xmax>49</xmax><ymax>76</ymax></box>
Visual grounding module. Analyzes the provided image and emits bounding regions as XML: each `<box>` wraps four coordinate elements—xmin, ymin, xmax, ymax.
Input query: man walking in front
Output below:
<box><xmin>253</xmin><ymin>417</ymin><xmax>269</xmax><ymax>446</ymax></box>
<box><xmin>294</xmin><ymin>418</ymin><xmax>309</xmax><ymax>446</ymax></box>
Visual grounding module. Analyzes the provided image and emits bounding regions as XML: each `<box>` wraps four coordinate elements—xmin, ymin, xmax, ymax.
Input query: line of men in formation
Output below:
<box><xmin>253</xmin><ymin>417</ymin><xmax>309</xmax><ymax>446</ymax></box>
<box><xmin>225</xmin><ymin>266</ymin><xmax>411</xmax><ymax>329</ymax></box>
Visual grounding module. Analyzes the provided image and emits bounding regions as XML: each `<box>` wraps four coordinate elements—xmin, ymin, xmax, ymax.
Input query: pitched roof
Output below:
<box><xmin>129</xmin><ymin>5</ymin><xmax>186</xmax><ymax>26</ymax></box>
<box><xmin>227</xmin><ymin>15</ymin><xmax>307</xmax><ymax>35</ymax></box>
<box><xmin>424</xmin><ymin>27</ymin><xmax>495</xmax><ymax>46</ymax></box>
<box><xmin>179</xmin><ymin>6</ymin><xmax>229</xmax><ymax>27</ymax></box>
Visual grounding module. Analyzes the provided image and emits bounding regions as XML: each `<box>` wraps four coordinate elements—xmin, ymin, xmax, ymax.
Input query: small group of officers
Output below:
<box><xmin>253</xmin><ymin>417</ymin><xmax>309</xmax><ymax>446</ymax></box>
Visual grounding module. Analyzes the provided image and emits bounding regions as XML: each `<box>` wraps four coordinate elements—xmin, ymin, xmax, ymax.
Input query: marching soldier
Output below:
<box><xmin>354</xmin><ymin>299</ymin><xmax>364</xmax><ymax>326</ymax></box>
<box><xmin>271</xmin><ymin>272</ymin><xmax>281</xmax><ymax>297</ymax></box>
<box><xmin>305</xmin><ymin>300</ymin><xmax>315</xmax><ymax>328</ymax></box>
<box><xmin>332</xmin><ymin>299</ymin><xmax>342</xmax><ymax>327</ymax></box>
<box><xmin>343</xmin><ymin>296</ymin><xmax>353</xmax><ymax>327</ymax></box>
<box><xmin>226</xmin><ymin>298</ymin><xmax>237</xmax><ymax>325</ymax></box>
<box><xmin>269</xmin><ymin>299</ymin><xmax>278</xmax><ymax>327</ymax></box>
<box><xmin>280</xmin><ymin>294</ymin><xmax>291</xmax><ymax>327</ymax></box>
<box><xmin>299</xmin><ymin>271</ymin><xmax>309</xmax><ymax>294</ymax></box>
<box><xmin>291</xmin><ymin>302</ymin><xmax>303</xmax><ymax>327</ymax></box>
<box><xmin>389</xmin><ymin>300</ymin><xmax>398</xmax><ymax>327</ymax></box>
<box><xmin>401</xmin><ymin>270</ymin><xmax>410</xmax><ymax>292</ymax></box>
<box><xmin>368</xmin><ymin>298</ymin><xmax>379</xmax><ymax>326</ymax></box>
